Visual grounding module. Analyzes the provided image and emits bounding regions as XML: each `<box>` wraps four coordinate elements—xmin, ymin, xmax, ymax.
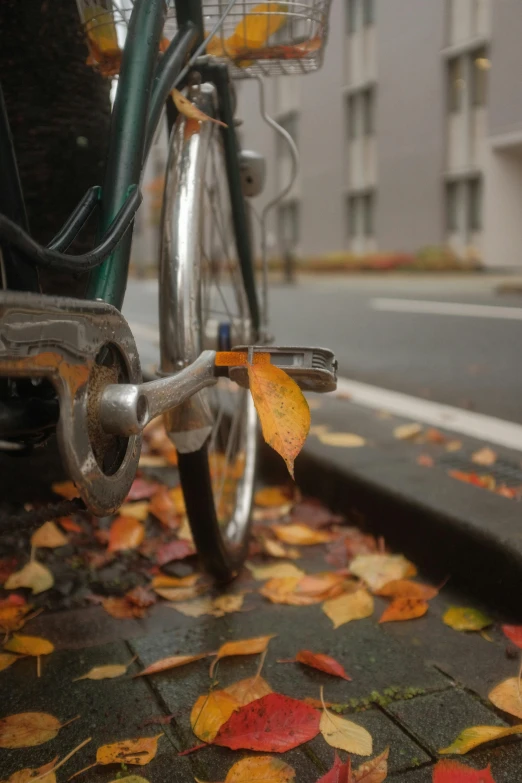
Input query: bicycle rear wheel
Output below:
<box><xmin>159</xmin><ymin>83</ymin><xmax>257</xmax><ymax>582</ymax></box>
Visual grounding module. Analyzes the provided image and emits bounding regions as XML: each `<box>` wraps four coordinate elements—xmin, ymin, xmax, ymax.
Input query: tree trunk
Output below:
<box><xmin>0</xmin><ymin>0</ymin><xmax>111</xmax><ymax>294</ymax></box>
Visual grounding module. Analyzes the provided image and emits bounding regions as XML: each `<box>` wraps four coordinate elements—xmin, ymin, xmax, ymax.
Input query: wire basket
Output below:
<box><xmin>76</xmin><ymin>1</ymin><xmax>331</xmax><ymax>79</ymax></box>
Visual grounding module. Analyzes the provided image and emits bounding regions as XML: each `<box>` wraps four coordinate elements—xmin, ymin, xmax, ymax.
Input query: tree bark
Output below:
<box><xmin>0</xmin><ymin>0</ymin><xmax>111</xmax><ymax>294</ymax></box>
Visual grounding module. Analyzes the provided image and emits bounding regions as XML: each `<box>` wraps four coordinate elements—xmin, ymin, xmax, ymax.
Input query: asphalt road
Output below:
<box><xmin>123</xmin><ymin>274</ymin><xmax>522</xmax><ymax>424</ymax></box>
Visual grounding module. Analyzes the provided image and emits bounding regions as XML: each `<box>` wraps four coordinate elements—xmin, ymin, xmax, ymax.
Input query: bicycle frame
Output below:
<box><xmin>0</xmin><ymin>0</ymin><xmax>259</xmax><ymax>330</ymax></box>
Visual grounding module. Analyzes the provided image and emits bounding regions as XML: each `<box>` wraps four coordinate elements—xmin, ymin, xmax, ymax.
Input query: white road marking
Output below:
<box><xmin>130</xmin><ymin>322</ymin><xmax>159</xmax><ymax>343</ymax></box>
<box><xmin>371</xmin><ymin>297</ymin><xmax>522</xmax><ymax>321</ymax></box>
<box><xmin>334</xmin><ymin>377</ymin><xmax>522</xmax><ymax>452</ymax></box>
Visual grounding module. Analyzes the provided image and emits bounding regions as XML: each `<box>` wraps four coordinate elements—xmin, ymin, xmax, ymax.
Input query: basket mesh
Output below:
<box><xmin>76</xmin><ymin>1</ymin><xmax>331</xmax><ymax>78</ymax></box>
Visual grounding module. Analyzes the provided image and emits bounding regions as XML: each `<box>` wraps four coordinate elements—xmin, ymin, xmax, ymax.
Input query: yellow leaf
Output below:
<box><xmin>247</xmin><ymin>362</ymin><xmax>310</xmax><ymax>478</ymax></box>
<box><xmin>4</xmin><ymin>561</ymin><xmax>54</xmax><ymax>595</ymax></box>
<box><xmin>3</xmin><ymin>759</ymin><xmax>57</xmax><ymax>783</ymax></box>
<box><xmin>260</xmin><ymin>577</ymin><xmax>306</xmax><ymax>605</ymax></box>
<box><xmin>271</xmin><ymin>524</ymin><xmax>332</xmax><ymax>546</ymax></box>
<box><xmin>4</xmin><ymin>634</ymin><xmax>54</xmax><ymax>656</ymax></box>
<box><xmin>118</xmin><ymin>502</ymin><xmax>150</xmax><ymax>521</ymax></box>
<box><xmin>393</xmin><ymin>423</ymin><xmax>422</xmax><ymax>440</ymax></box>
<box><xmin>96</xmin><ymin>735</ymin><xmax>162</xmax><ymax>765</ymax></box>
<box><xmin>246</xmin><ymin>561</ymin><xmax>305</xmax><ymax>581</ymax></box>
<box><xmin>224</xmin><ymin>756</ymin><xmax>295</xmax><ymax>783</ymax></box>
<box><xmin>191</xmin><ymin>691</ymin><xmax>240</xmax><ymax>742</ymax></box>
<box><xmin>150</xmin><ymin>572</ymin><xmax>199</xmax><ymax>589</ymax></box>
<box><xmin>224</xmin><ymin>676</ymin><xmax>273</xmax><ymax>706</ymax></box>
<box><xmin>134</xmin><ymin>653</ymin><xmax>210</xmax><ymax>678</ymax></box>
<box><xmin>167</xmin><ymin>597</ymin><xmax>223</xmax><ymax>618</ymax></box>
<box><xmin>472</xmin><ymin>447</ymin><xmax>497</xmax><ymax>466</ymax></box>
<box><xmin>225</xmin><ymin>3</ymin><xmax>288</xmax><ymax>52</ymax></box>
<box><xmin>210</xmin><ymin>635</ymin><xmax>275</xmax><ymax>677</ymax></box>
<box><xmin>353</xmin><ymin>747</ymin><xmax>389</xmax><ymax>782</ymax></box>
<box><xmin>489</xmin><ymin>678</ymin><xmax>522</xmax><ymax>719</ymax></box>
<box><xmin>446</xmin><ymin>439</ymin><xmax>463</xmax><ymax>452</ymax></box>
<box><xmin>442</xmin><ymin>606</ymin><xmax>492</xmax><ymax>632</ymax></box>
<box><xmin>30</xmin><ymin>521</ymin><xmax>68</xmax><ymax>549</ymax></box>
<box><xmin>108</xmin><ymin>516</ymin><xmax>145</xmax><ymax>552</ymax></box>
<box><xmin>323</xmin><ymin>589</ymin><xmax>374</xmax><ymax>629</ymax></box>
<box><xmin>0</xmin><ymin>653</ymin><xmax>21</xmax><ymax>673</ymax></box>
<box><xmin>262</xmin><ymin>538</ymin><xmax>301</xmax><ymax>560</ymax></box>
<box><xmin>172</xmin><ymin>88</ymin><xmax>227</xmax><ymax>127</ymax></box>
<box><xmin>349</xmin><ymin>554</ymin><xmax>416</xmax><ymax>592</ymax></box>
<box><xmin>439</xmin><ymin>724</ymin><xmax>522</xmax><ymax>755</ymax></box>
<box><xmin>318</xmin><ymin>432</ymin><xmax>366</xmax><ymax>448</ymax></box>
<box><xmin>0</xmin><ymin>713</ymin><xmax>63</xmax><ymax>748</ymax></box>
<box><xmin>155</xmin><ymin>584</ymin><xmax>207</xmax><ymax>602</ymax></box>
<box><xmin>138</xmin><ymin>454</ymin><xmax>168</xmax><ymax>468</ymax></box>
<box><xmin>320</xmin><ymin>705</ymin><xmax>373</xmax><ymax>756</ymax></box>
<box><xmin>74</xmin><ymin>662</ymin><xmax>132</xmax><ymax>682</ymax></box>
<box><xmin>0</xmin><ymin>603</ymin><xmax>34</xmax><ymax>633</ymax></box>
<box><xmin>213</xmin><ymin>594</ymin><xmax>245</xmax><ymax>614</ymax></box>
<box><xmin>254</xmin><ymin>486</ymin><xmax>293</xmax><ymax>507</ymax></box>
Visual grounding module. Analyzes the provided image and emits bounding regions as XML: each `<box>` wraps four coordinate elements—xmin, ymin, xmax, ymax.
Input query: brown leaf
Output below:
<box><xmin>31</xmin><ymin>522</ymin><xmax>68</xmax><ymax>549</ymax></box>
<box><xmin>353</xmin><ymin>747</ymin><xmax>389</xmax><ymax>782</ymax></box>
<box><xmin>172</xmin><ymin>88</ymin><xmax>227</xmax><ymax>127</ymax></box>
<box><xmin>101</xmin><ymin>597</ymin><xmax>141</xmax><ymax>620</ymax></box>
<box><xmin>0</xmin><ymin>713</ymin><xmax>64</xmax><ymax>748</ymax></box>
<box><xmin>0</xmin><ymin>603</ymin><xmax>34</xmax><ymax>633</ymax></box>
<box><xmin>125</xmin><ymin>586</ymin><xmax>156</xmax><ymax>609</ymax></box>
<box><xmin>108</xmin><ymin>516</ymin><xmax>145</xmax><ymax>552</ymax></box>
<box><xmin>148</xmin><ymin>486</ymin><xmax>182</xmax><ymax>530</ymax></box>
<box><xmin>378</xmin><ymin>598</ymin><xmax>429</xmax><ymax>623</ymax></box>
<box><xmin>210</xmin><ymin>635</ymin><xmax>275</xmax><ymax>677</ymax></box>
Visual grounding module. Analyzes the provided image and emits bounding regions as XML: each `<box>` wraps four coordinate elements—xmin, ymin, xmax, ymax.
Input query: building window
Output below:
<box><xmin>346</xmin><ymin>0</ymin><xmax>356</xmax><ymax>34</ymax></box>
<box><xmin>446</xmin><ymin>182</ymin><xmax>459</xmax><ymax>232</ymax></box>
<box><xmin>362</xmin><ymin>88</ymin><xmax>375</xmax><ymax>135</ymax></box>
<box><xmin>363</xmin><ymin>192</ymin><xmax>374</xmax><ymax>236</ymax></box>
<box><xmin>348</xmin><ymin>192</ymin><xmax>375</xmax><ymax>238</ymax></box>
<box><xmin>447</xmin><ymin>57</ymin><xmax>465</xmax><ymax>113</ymax></box>
<box><xmin>278</xmin><ymin>201</ymin><xmax>300</xmax><ymax>252</ymax></box>
<box><xmin>348</xmin><ymin>196</ymin><xmax>359</xmax><ymax>237</ymax></box>
<box><xmin>472</xmin><ymin>47</ymin><xmax>490</xmax><ymax>106</ymax></box>
<box><xmin>347</xmin><ymin>95</ymin><xmax>357</xmax><ymax>139</ymax></box>
<box><xmin>468</xmin><ymin>177</ymin><xmax>483</xmax><ymax>231</ymax></box>
<box><xmin>363</xmin><ymin>0</ymin><xmax>374</xmax><ymax>26</ymax></box>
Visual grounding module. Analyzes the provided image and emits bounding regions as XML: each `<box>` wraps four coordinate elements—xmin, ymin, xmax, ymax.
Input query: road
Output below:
<box><xmin>123</xmin><ymin>274</ymin><xmax>522</xmax><ymax>425</ymax></box>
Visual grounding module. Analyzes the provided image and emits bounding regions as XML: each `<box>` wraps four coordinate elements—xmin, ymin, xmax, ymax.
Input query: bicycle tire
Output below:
<box><xmin>160</xmin><ymin>84</ymin><xmax>257</xmax><ymax>583</ymax></box>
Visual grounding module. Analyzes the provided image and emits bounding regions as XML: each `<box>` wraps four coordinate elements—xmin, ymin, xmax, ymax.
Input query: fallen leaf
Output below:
<box><xmin>271</xmin><ymin>524</ymin><xmax>332</xmax><ymax>546</ymax></box>
<box><xmin>292</xmin><ymin>650</ymin><xmax>351</xmax><ymax>680</ymax></box>
<box><xmin>3</xmin><ymin>758</ymin><xmax>58</xmax><ymax>783</ymax></box>
<box><xmin>0</xmin><ymin>713</ymin><xmax>64</xmax><ymax>748</ymax></box>
<box><xmin>439</xmin><ymin>724</ymin><xmax>522</xmax><ymax>754</ymax></box>
<box><xmin>167</xmin><ymin>597</ymin><xmax>223</xmax><ymax>618</ymax></box>
<box><xmin>349</xmin><ymin>554</ymin><xmax>416</xmax><ymax>591</ymax></box>
<box><xmin>210</xmin><ymin>635</ymin><xmax>275</xmax><ymax>677</ymax></box>
<box><xmin>138</xmin><ymin>454</ymin><xmax>168</xmax><ymax>468</ymax></box>
<box><xmin>118</xmin><ymin>502</ymin><xmax>150</xmax><ymax>521</ymax></box>
<box><xmin>213</xmin><ymin>594</ymin><xmax>245</xmax><ymax>614</ymax></box>
<box><xmin>315</xmin><ymin>753</ymin><xmax>351</xmax><ymax>783</ymax></box>
<box><xmin>0</xmin><ymin>653</ymin><xmax>21</xmax><ymax>673</ymax></box>
<box><xmin>135</xmin><ymin>653</ymin><xmax>210</xmax><ymax>678</ymax></box>
<box><xmin>126</xmin><ymin>477</ymin><xmax>161</xmax><ymax>501</ymax></box>
<box><xmin>260</xmin><ymin>577</ymin><xmax>311</xmax><ymax>606</ymax></box>
<box><xmin>125</xmin><ymin>586</ymin><xmax>156</xmax><ymax>609</ymax></box>
<box><xmin>155</xmin><ymin>539</ymin><xmax>194</xmax><ymax>565</ymax></box>
<box><xmin>246</xmin><ymin>561</ymin><xmax>305</xmax><ymax>581</ymax></box>
<box><xmin>488</xmin><ymin>677</ymin><xmax>522</xmax><ymax>719</ymax></box>
<box><xmin>379</xmin><ymin>598</ymin><xmax>429</xmax><ymax>623</ymax></box>
<box><xmin>191</xmin><ymin>690</ymin><xmax>241</xmax><ymax>742</ymax></box>
<box><xmin>320</xmin><ymin>700</ymin><xmax>372</xmax><ymax>756</ymax></box>
<box><xmin>101</xmin><ymin>596</ymin><xmax>140</xmax><ymax>619</ymax></box>
<box><xmin>318</xmin><ymin>432</ymin><xmax>366</xmax><ymax>448</ymax></box>
<box><xmin>254</xmin><ymin>487</ymin><xmax>293</xmax><ymax>507</ymax></box>
<box><xmin>443</xmin><ymin>607</ymin><xmax>492</xmax><ymax>632</ymax></box>
<box><xmin>323</xmin><ymin>589</ymin><xmax>374</xmax><ymax>629</ymax></box>
<box><xmin>96</xmin><ymin>735</ymin><xmax>161</xmax><ymax>765</ymax></box>
<box><xmin>108</xmin><ymin>778</ymin><xmax>150</xmax><ymax>783</ymax></box>
<box><xmin>214</xmin><ymin>693</ymin><xmax>320</xmax><ymax>752</ymax></box>
<box><xmin>4</xmin><ymin>560</ymin><xmax>54</xmax><ymax>594</ymax></box>
<box><xmin>393</xmin><ymin>423</ymin><xmax>422</xmax><ymax>440</ymax></box>
<box><xmin>375</xmin><ymin>579</ymin><xmax>438</xmax><ymax>600</ymax></box>
<box><xmin>172</xmin><ymin>88</ymin><xmax>227</xmax><ymax>127</ymax></box>
<box><xmin>416</xmin><ymin>454</ymin><xmax>434</xmax><ymax>467</ymax></box>
<box><xmin>4</xmin><ymin>634</ymin><xmax>54</xmax><ymax>656</ymax></box>
<box><xmin>262</xmin><ymin>538</ymin><xmax>301</xmax><ymax>560</ymax></box>
<box><xmin>31</xmin><ymin>521</ymin><xmax>68</xmax><ymax>549</ymax></box>
<box><xmin>446</xmin><ymin>440</ymin><xmax>463</xmax><ymax>452</ymax></box>
<box><xmin>423</xmin><ymin>428</ymin><xmax>447</xmax><ymax>444</ymax></box>
<box><xmin>155</xmin><ymin>583</ymin><xmax>207</xmax><ymax>602</ymax></box>
<box><xmin>223</xmin><ymin>756</ymin><xmax>296</xmax><ymax>783</ymax></box>
<box><xmin>353</xmin><ymin>747</ymin><xmax>389</xmax><ymax>782</ymax></box>
<box><xmin>224</xmin><ymin>676</ymin><xmax>273</xmax><ymax>706</ymax></box>
<box><xmin>471</xmin><ymin>447</ymin><xmax>497</xmax><ymax>466</ymax></box>
<box><xmin>432</xmin><ymin>760</ymin><xmax>496</xmax><ymax>783</ymax></box>
<box><xmin>74</xmin><ymin>660</ymin><xmax>134</xmax><ymax>681</ymax></box>
<box><xmin>0</xmin><ymin>558</ymin><xmax>19</xmax><ymax>582</ymax></box>
<box><xmin>149</xmin><ymin>486</ymin><xmax>182</xmax><ymax>530</ymax></box>
<box><xmin>297</xmin><ymin>572</ymin><xmax>349</xmax><ymax>599</ymax></box>
<box><xmin>502</xmin><ymin>625</ymin><xmax>522</xmax><ymax>649</ymax></box>
<box><xmin>151</xmin><ymin>573</ymin><xmax>199</xmax><ymax>589</ymax></box>
<box><xmin>108</xmin><ymin>516</ymin><xmax>145</xmax><ymax>552</ymax></box>
<box><xmin>248</xmin><ymin>362</ymin><xmax>310</xmax><ymax>478</ymax></box>
<box><xmin>51</xmin><ymin>480</ymin><xmax>79</xmax><ymax>500</ymax></box>
<box><xmin>0</xmin><ymin>602</ymin><xmax>34</xmax><ymax>633</ymax></box>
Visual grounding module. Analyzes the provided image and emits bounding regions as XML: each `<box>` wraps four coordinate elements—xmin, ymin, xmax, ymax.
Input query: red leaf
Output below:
<box><xmin>316</xmin><ymin>753</ymin><xmax>351</xmax><ymax>783</ymax></box>
<box><xmin>213</xmin><ymin>693</ymin><xmax>320</xmax><ymax>752</ymax></box>
<box><xmin>156</xmin><ymin>539</ymin><xmax>194</xmax><ymax>565</ymax></box>
<box><xmin>126</xmin><ymin>477</ymin><xmax>161</xmax><ymax>501</ymax></box>
<box><xmin>433</xmin><ymin>760</ymin><xmax>496</xmax><ymax>783</ymax></box>
<box><xmin>502</xmin><ymin>624</ymin><xmax>522</xmax><ymax>649</ymax></box>
<box><xmin>295</xmin><ymin>650</ymin><xmax>351</xmax><ymax>681</ymax></box>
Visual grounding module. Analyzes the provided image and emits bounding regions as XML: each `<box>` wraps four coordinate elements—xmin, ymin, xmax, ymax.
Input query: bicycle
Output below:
<box><xmin>0</xmin><ymin>0</ymin><xmax>336</xmax><ymax>582</ymax></box>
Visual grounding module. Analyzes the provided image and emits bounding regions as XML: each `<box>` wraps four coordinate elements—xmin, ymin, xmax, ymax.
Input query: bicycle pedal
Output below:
<box><xmin>228</xmin><ymin>346</ymin><xmax>337</xmax><ymax>393</ymax></box>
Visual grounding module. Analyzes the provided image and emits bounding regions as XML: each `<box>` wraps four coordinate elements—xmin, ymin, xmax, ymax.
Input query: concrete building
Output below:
<box><xmin>237</xmin><ymin>0</ymin><xmax>522</xmax><ymax>268</ymax></box>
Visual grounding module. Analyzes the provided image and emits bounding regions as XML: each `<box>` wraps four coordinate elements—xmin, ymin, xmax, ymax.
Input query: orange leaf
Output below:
<box><xmin>96</xmin><ymin>735</ymin><xmax>161</xmax><ymax>765</ymax></box>
<box><xmin>0</xmin><ymin>653</ymin><xmax>22</xmax><ymax>673</ymax></box>
<box><xmin>149</xmin><ymin>486</ymin><xmax>182</xmax><ymax>529</ymax></box>
<box><xmin>58</xmin><ymin>517</ymin><xmax>83</xmax><ymax>533</ymax></box>
<box><xmin>375</xmin><ymin>579</ymin><xmax>438</xmax><ymax>600</ymax></box>
<box><xmin>296</xmin><ymin>573</ymin><xmax>348</xmax><ymax>599</ymax></box>
<box><xmin>353</xmin><ymin>747</ymin><xmax>389</xmax><ymax>782</ymax></box>
<box><xmin>3</xmin><ymin>757</ymin><xmax>58</xmax><ymax>783</ymax></box>
<box><xmin>101</xmin><ymin>597</ymin><xmax>141</xmax><ymax>620</ymax></box>
<box><xmin>224</xmin><ymin>755</ymin><xmax>295</xmax><ymax>783</ymax></box>
<box><xmin>51</xmin><ymin>480</ymin><xmax>79</xmax><ymax>500</ymax></box>
<box><xmin>272</xmin><ymin>523</ymin><xmax>331</xmax><ymax>546</ymax></box>
<box><xmin>0</xmin><ymin>603</ymin><xmax>34</xmax><ymax>633</ymax></box>
<box><xmin>216</xmin><ymin>351</ymin><xmax>270</xmax><ymax>367</ymax></box>
<box><xmin>0</xmin><ymin>713</ymin><xmax>63</xmax><ymax>748</ymax></box>
<box><xmin>294</xmin><ymin>651</ymin><xmax>351</xmax><ymax>681</ymax></box>
<box><xmin>488</xmin><ymin>677</ymin><xmax>522</xmax><ymax>719</ymax></box>
<box><xmin>191</xmin><ymin>690</ymin><xmax>241</xmax><ymax>742</ymax></box>
<box><xmin>224</xmin><ymin>676</ymin><xmax>273</xmax><ymax>706</ymax></box>
<box><xmin>172</xmin><ymin>88</ymin><xmax>227</xmax><ymax>127</ymax></box>
<box><xmin>151</xmin><ymin>573</ymin><xmax>199</xmax><ymax>589</ymax></box>
<box><xmin>247</xmin><ymin>362</ymin><xmax>310</xmax><ymax>478</ymax></box>
<box><xmin>210</xmin><ymin>635</ymin><xmax>275</xmax><ymax>677</ymax></box>
<box><xmin>254</xmin><ymin>486</ymin><xmax>293</xmax><ymax>507</ymax></box>
<box><xmin>221</xmin><ymin>2</ymin><xmax>288</xmax><ymax>53</ymax></box>
<box><xmin>135</xmin><ymin>653</ymin><xmax>210</xmax><ymax>678</ymax></box>
<box><xmin>31</xmin><ymin>521</ymin><xmax>68</xmax><ymax>549</ymax></box>
<box><xmin>108</xmin><ymin>516</ymin><xmax>145</xmax><ymax>552</ymax></box>
<box><xmin>4</xmin><ymin>634</ymin><xmax>54</xmax><ymax>656</ymax></box>
<box><xmin>378</xmin><ymin>598</ymin><xmax>429</xmax><ymax>623</ymax></box>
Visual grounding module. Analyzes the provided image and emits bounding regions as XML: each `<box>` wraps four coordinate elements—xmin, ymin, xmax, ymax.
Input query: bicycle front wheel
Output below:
<box><xmin>159</xmin><ymin>83</ymin><xmax>258</xmax><ymax>582</ymax></box>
